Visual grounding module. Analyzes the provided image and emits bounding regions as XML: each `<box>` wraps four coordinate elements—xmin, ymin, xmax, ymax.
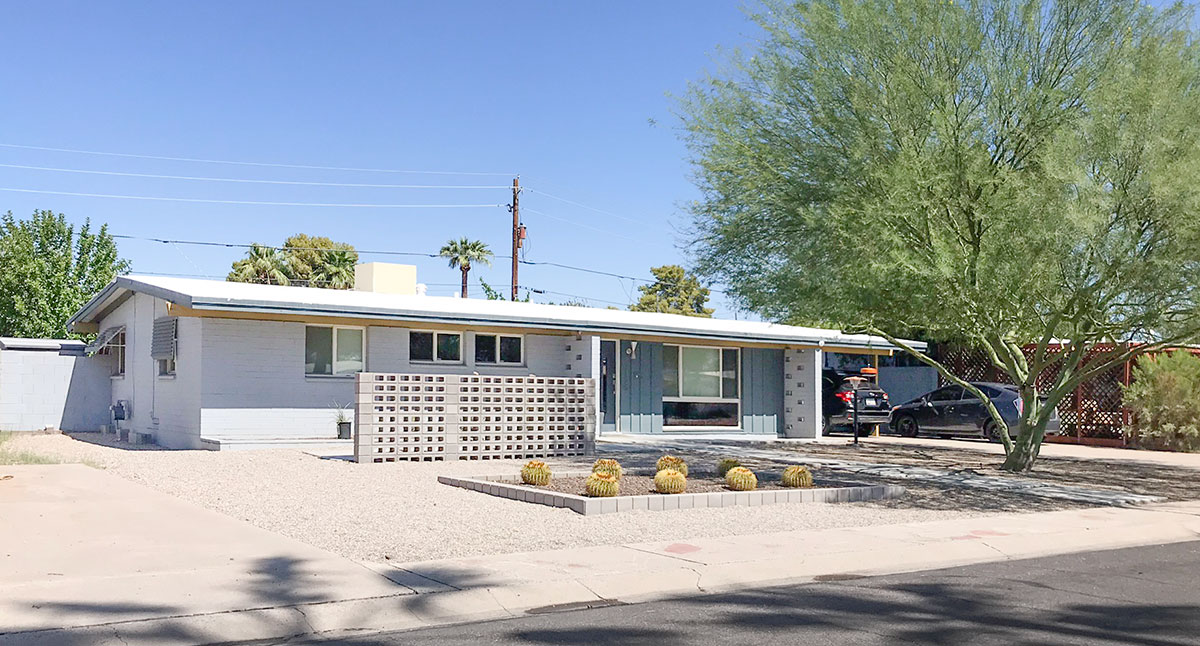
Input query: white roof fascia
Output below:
<box><xmin>70</xmin><ymin>275</ymin><xmax>927</xmax><ymax>352</ymax></box>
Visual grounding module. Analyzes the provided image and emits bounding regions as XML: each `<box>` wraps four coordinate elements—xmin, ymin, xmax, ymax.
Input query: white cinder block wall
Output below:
<box><xmin>197</xmin><ymin>318</ymin><xmax>579</xmax><ymax>442</ymax></box>
<box><xmin>0</xmin><ymin>342</ymin><xmax>111</xmax><ymax>432</ymax></box>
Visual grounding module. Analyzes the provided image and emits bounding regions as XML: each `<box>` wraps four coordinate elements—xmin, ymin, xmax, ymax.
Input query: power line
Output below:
<box><xmin>522</xmin><ymin>207</ymin><xmax>644</xmax><ymax>243</ymax></box>
<box><xmin>0</xmin><ymin>163</ymin><xmax>513</xmax><ymax>189</ymax></box>
<box><xmin>0</xmin><ymin>142</ymin><xmax>514</xmax><ymax>176</ymax></box>
<box><xmin>0</xmin><ymin>187</ymin><xmax>504</xmax><ymax>209</ymax></box>
<box><xmin>113</xmin><ymin>234</ymin><xmax>726</xmax><ymax>294</ymax></box>
<box><xmin>525</xmin><ymin>187</ymin><xmax>656</xmax><ymax>227</ymax></box>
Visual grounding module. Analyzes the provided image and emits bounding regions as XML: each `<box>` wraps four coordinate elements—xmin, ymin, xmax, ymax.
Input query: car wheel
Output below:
<box><xmin>984</xmin><ymin>420</ymin><xmax>1003</xmax><ymax>442</ymax></box>
<box><xmin>895</xmin><ymin>415</ymin><xmax>919</xmax><ymax>438</ymax></box>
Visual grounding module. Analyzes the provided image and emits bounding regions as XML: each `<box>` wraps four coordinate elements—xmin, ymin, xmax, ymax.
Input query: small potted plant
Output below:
<box><xmin>334</xmin><ymin>403</ymin><xmax>352</xmax><ymax>439</ymax></box>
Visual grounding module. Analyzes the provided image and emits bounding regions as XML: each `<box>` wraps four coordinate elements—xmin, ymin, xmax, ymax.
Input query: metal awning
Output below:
<box><xmin>85</xmin><ymin>325</ymin><xmax>125</xmax><ymax>355</ymax></box>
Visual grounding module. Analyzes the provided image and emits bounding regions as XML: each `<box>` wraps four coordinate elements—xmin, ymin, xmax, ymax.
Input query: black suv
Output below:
<box><xmin>889</xmin><ymin>382</ymin><xmax>1061</xmax><ymax>441</ymax></box>
<box><xmin>822</xmin><ymin>369</ymin><xmax>891</xmax><ymax>434</ymax></box>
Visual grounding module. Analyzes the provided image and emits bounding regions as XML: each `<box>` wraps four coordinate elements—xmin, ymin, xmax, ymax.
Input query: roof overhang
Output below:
<box><xmin>68</xmin><ymin>275</ymin><xmax>927</xmax><ymax>353</ymax></box>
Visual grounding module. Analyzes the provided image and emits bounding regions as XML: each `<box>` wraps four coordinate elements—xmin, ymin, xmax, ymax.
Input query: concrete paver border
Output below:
<box><xmin>438</xmin><ymin>471</ymin><xmax>906</xmax><ymax>514</ymax></box>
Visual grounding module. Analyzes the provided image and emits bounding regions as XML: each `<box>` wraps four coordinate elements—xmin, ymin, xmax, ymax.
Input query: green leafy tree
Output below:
<box><xmin>479</xmin><ymin>278</ymin><xmax>505</xmax><ymax>300</ymax></box>
<box><xmin>227</xmin><ymin>234</ymin><xmax>358</xmax><ymax>288</ymax></box>
<box><xmin>281</xmin><ymin>234</ymin><xmax>358</xmax><ymax>287</ymax></box>
<box><xmin>227</xmin><ymin>244</ymin><xmax>289</xmax><ymax>286</ymax></box>
<box><xmin>439</xmin><ymin>238</ymin><xmax>493</xmax><ymax>298</ymax></box>
<box><xmin>629</xmin><ymin>265</ymin><xmax>713</xmax><ymax>317</ymax></box>
<box><xmin>680</xmin><ymin>0</ymin><xmax>1200</xmax><ymax>471</ymax></box>
<box><xmin>0</xmin><ymin>210</ymin><xmax>129</xmax><ymax>338</ymax></box>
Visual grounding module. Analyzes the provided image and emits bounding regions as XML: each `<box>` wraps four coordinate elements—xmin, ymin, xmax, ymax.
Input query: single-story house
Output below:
<box><xmin>66</xmin><ymin>263</ymin><xmax>923</xmax><ymax>449</ymax></box>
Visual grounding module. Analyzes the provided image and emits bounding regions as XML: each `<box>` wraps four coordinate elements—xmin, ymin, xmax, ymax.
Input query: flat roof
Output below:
<box><xmin>69</xmin><ymin>275</ymin><xmax>925</xmax><ymax>352</ymax></box>
<box><xmin>0</xmin><ymin>337</ymin><xmax>86</xmax><ymax>351</ymax></box>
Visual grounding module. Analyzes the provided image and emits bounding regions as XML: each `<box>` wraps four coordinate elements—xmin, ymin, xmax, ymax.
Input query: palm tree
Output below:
<box><xmin>227</xmin><ymin>244</ymin><xmax>290</xmax><ymax>285</ymax></box>
<box><xmin>439</xmin><ymin>238</ymin><xmax>493</xmax><ymax>298</ymax></box>
<box><xmin>314</xmin><ymin>248</ymin><xmax>357</xmax><ymax>289</ymax></box>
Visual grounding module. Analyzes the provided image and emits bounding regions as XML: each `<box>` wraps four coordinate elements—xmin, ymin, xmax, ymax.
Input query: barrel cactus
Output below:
<box><xmin>781</xmin><ymin>465</ymin><xmax>813</xmax><ymax>488</ymax></box>
<box><xmin>592</xmin><ymin>458</ymin><xmax>623</xmax><ymax>480</ymax></box>
<box><xmin>585</xmin><ymin>472</ymin><xmax>620</xmax><ymax>497</ymax></box>
<box><xmin>725</xmin><ymin>466</ymin><xmax>758</xmax><ymax>491</ymax></box>
<box><xmin>656</xmin><ymin>455</ymin><xmax>688</xmax><ymax>476</ymax></box>
<box><xmin>717</xmin><ymin>458</ymin><xmax>741</xmax><ymax>477</ymax></box>
<box><xmin>653</xmin><ymin>469</ymin><xmax>687</xmax><ymax>494</ymax></box>
<box><xmin>520</xmin><ymin>460</ymin><xmax>552</xmax><ymax>486</ymax></box>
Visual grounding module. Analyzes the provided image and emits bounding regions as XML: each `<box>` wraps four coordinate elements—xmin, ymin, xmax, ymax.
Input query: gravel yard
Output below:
<box><xmin>3</xmin><ymin>433</ymin><xmax>1018</xmax><ymax>564</ymax></box>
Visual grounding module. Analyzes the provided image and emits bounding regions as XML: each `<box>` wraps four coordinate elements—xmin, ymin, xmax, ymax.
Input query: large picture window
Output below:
<box><xmin>306</xmin><ymin>325</ymin><xmax>364</xmax><ymax>375</ymax></box>
<box><xmin>662</xmin><ymin>345</ymin><xmax>740</xmax><ymax>427</ymax></box>
<box><xmin>410</xmin><ymin>331</ymin><xmax>461</xmax><ymax>363</ymax></box>
<box><xmin>475</xmin><ymin>334</ymin><xmax>523</xmax><ymax>364</ymax></box>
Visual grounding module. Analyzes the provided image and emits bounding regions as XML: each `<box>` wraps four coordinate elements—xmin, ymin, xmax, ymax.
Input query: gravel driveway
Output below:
<box><xmin>4</xmin><ymin>433</ymin><xmax>1015</xmax><ymax>564</ymax></box>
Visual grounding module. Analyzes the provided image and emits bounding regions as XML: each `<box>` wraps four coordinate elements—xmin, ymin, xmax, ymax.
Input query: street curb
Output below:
<box><xmin>7</xmin><ymin>504</ymin><xmax>1200</xmax><ymax>646</ymax></box>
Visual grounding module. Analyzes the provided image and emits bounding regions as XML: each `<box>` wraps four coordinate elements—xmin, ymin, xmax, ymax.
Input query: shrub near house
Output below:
<box><xmin>1123</xmin><ymin>351</ymin><xmax>1200</xmax><ymax>452</ymax></box>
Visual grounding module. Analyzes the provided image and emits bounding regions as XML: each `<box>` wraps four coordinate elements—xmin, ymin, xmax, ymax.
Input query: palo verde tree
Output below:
<box><xmin>0</xmin><ymin>210</ymin><xmax>129</xmax><ymax>339</ymax></box>
<box><xmin>629</xmin><ymin>265</ymin><xmax>714</xmax><ymax>317</ymax></box>
<box><xmin>439</xmin><ymin>238</ymin><xmax>493</xmax><ymax>298</ymax></box>
<box><xmin>681</xmin><ymin>0</ymin><xmax>1200</xmax><ymax>471</ymax></box>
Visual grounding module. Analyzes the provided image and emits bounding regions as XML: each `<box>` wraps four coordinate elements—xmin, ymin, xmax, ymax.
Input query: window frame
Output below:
<box><xmin>408</xmin><ymin>330</ymin><xmax>463</xmax><ymax>364</ymax></box>
<box><xmin>662</xmin><ymin>344</ymin><xmax>741</xmax><ymax>403</ymax></box>
<box><xmin>157</xmin><ymin>356</ymin><xmax>176</xmax><ymax>378</ymax></box>
<box><xmin>662</xmin><ymin>343</ymin><xmax>742</xmax><ymax>430</ymax></box>
<box><xmin>473</xmin><ymin>333</ymin><xmax>525</xmax><ymax>366</ymax></box>
<box><xmin>103</xmin><ymin>330</ymin><xmax>126</xmax><ymax>378</ymax></box>
<box><xmin>304</xmin><ymin>324</ymin><xmax>367</xmax><ymax>377</ymax></box>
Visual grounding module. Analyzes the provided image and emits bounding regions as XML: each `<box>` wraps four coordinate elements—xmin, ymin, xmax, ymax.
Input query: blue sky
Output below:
<box><xmin>0</xmin><ymin>2</ymin><xmax>754</xmax><ymax>315</ymax></box>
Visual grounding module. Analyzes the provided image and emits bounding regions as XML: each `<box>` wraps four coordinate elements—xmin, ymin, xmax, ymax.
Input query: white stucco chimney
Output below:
<box><xmin>354</xmin><ymin>263</ymin><xmax>418</xmax><ymax>295</ymax></box>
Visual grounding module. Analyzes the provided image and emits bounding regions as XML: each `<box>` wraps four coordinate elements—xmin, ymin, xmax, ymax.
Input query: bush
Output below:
<box><xmin>520</xmin><ymin>460</ymin><xmax>552</xmax><ymax>486</ymax></box>
<box><xmin>1123</xmin><ymin>351</ymin><xmax>1200</xmax><ymax>452</ymax></box>
<box><xmin>717</xmin><ymin>458</ymin><xmax>741</xmax><ymax>476</ymax></box>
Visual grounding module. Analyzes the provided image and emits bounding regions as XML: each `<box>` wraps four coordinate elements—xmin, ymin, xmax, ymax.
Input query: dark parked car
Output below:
<box><xmin>823</xmin><ymin>369</ymin><xmax>891</xmax><ymax>434</ymax></box>
<box><xmin>889</xmin><ymin>382</ymin><xmax>1061</xmax><ymax>441</ymax></box>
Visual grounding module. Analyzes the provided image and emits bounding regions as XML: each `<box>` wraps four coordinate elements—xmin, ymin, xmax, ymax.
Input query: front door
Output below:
<box><xmin>600</xmin><ymin>340</ymin><xmax>617</xmax><ymax>432</ymax></box>
<box><xmin>919</xmin><ymin>385</ymin><xmax>963</xmax><ymax>432</ymax></box>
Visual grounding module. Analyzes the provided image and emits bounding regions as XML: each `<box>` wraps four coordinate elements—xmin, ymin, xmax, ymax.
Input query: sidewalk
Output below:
<box><xmin>873</xmin><ymin>435</ymin><xmax>1200</xmax><ymax>470</ymax></box>
<box><xmin>5</xmin><ymin>464</ymin><xmax>1200</xmax><ymax>646</ymax></box>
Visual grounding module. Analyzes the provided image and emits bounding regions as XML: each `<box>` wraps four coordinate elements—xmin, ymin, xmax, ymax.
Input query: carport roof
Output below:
<box><xmin>68</xmin><ymin>275</ymin><xmax>925</xmax><ymax>352</ymax></box>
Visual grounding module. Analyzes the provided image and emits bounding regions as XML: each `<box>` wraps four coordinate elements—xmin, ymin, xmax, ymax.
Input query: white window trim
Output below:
<box><xmin>474</xmin><ymin>333</ymin><xmax>525</xmax><ymax>366</ymax></box>
<box><xmin>106</xmin><ymin>331</ymin><xmax>127</xmax><ymax>379</ymax></box>
<box><xmin>662</xmin><ymin>344</ymin><xmax>740</xmax><ymax>402</ymax></box>
<box><xmin>408</xmin><ymin>330</ymin><xmax>463</xmax><ymax>364</ymax></box>
<box><xmin>305</xmin><ymin>324</ymin><xmax>367</xmax><ymax>377</ymax></box>
<box><xmin>662</xmin><ymin>344</ymin><xmax>742</xmax><ymax>431</ymax></box>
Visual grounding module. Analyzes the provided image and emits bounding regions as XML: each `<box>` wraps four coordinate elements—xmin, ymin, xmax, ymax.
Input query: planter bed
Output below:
<box><xmin>438</xmin><ymin>470</ymin><xmax>905</xmax><ymax>515</ymax></box>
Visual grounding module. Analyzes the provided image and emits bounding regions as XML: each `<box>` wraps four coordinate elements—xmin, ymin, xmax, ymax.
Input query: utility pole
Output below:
<box><xmin>510</xmin><ymin>176</ymin><xmax>522</xmax><ymax>300</ymax></box>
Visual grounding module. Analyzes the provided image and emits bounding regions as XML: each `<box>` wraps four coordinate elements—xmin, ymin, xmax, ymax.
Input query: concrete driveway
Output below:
<box><xmin>0</xmin><ymin>464</ymin><xmax>413</xmax><ymax>645</ymax></box>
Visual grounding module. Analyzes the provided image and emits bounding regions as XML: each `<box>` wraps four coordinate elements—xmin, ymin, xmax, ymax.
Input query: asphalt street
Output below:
<box><xmin>276</xmin><ymin>540</ymin><xmax>1200</xmax><ymax>646</ymax></box>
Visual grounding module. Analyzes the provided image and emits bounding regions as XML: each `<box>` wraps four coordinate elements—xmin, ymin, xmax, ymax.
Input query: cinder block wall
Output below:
<box><xmin>0</xmin><ymin>342</ymin><xmax>111</xmax><ymax>432</ymax></box>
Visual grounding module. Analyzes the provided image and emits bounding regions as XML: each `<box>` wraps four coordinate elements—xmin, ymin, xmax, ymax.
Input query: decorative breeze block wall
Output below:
<box><xmin>355</xmin><ymin>373</ymin><xmax>596</xmax><ymax>463</ymax></box>
<box><xmin>782</xmin><ymin>348</ymin><xmax>822</xmax><ymax>438</ymax></box>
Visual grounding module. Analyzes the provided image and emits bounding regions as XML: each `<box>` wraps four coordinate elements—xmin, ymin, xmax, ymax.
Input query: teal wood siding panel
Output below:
<box><xmin>618</xmin><ymin>340</ymin><xmax>663</xmax><ymax>433</ymax></box>
<box><xmin>741</xmin><ymin>348</ymin><xmax>784</xmax><ymax>435</ymax></box>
